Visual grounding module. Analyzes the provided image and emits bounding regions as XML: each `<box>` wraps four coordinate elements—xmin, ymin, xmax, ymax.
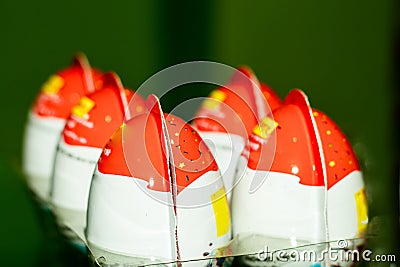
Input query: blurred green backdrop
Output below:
<box><xmin>1</xmin><ymin>0</ymin><xmax>398</xmax><ymax>265</ymax></box>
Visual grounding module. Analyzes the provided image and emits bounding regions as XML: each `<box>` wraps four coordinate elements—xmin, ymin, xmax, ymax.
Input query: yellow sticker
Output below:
<box><xmin>210</xmin><ymin>90</ymin><xmax>227</xmax><ymax>101</ymax></box>
<box><xmin>72</xmin><ymin>96</ymin><xmax>95</xmax><ymax>118</ymax></box>
<box><xmin>253</xmin><ymin>117</ymin><xmax>278</xmax><ymax>139</ymax></box>
<box><xmin>41</xmin><ymin>75</ymin><xmax>64</xmax><ymax>95</ymax></box>
<box><xmin>210</xmin><ymin>187</ymin><xmax>230</xmax><ymax>237</ymax></box>
<box><xmin>202</xmin><ymin>90</ymin><xmax>226</xmax><ymax>110</ymax></box>
<box><xmin>354</xmin><ymin>187</ymin><xmax>368</xmax><ymax>233</ymax></box>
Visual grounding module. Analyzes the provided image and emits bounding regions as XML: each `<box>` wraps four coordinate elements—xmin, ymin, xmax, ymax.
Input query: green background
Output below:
<box><xmin>1</xmin><ymin>0</ymin><xmax>398</xmax><ymax>265</ymax></box>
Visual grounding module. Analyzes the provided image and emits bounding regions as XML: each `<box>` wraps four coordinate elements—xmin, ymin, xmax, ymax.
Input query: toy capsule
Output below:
<box><xmin>231</xmin><ymin>89</ymin><xmax>368</xmax><ymax>266</ymax></box>
<box><xmin>23</xmin><ymin>54</ymin><xmax>103</xmax><ymax>202</ymax></box>
<box><xmin>51</xmin><ymin>72</ymin><xmax>145</xmax><ymax>245</ymax></box>
<box><xmin>193</xmin><ymin>67</ymin><xmax>281</xmax><ymax>202</ymax></box>
<box><xmin>86</xmin><ymin>95</ymin><xmax>231</xmax><ymax>266</ymax></box>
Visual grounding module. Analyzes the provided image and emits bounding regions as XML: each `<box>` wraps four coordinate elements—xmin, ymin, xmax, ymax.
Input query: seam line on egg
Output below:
<box><xmin>56</xmin><ymin>146</ymin><xmax>98</xmax><ymax>164</ymax></box>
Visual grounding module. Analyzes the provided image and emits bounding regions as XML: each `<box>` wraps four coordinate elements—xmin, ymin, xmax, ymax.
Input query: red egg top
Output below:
<box><xmin>164</xmin><ymin>113</ymin><xmax>218</xmax><ymax>194</ymax></box>
<box><xmin>62</xmin><ymin>72</ymin><xmax>145</xmax><ymax>148</ymax></box>
<box><xmin>98</xmin><ymin>95</ymin><xmax>218</xmax><ymax>194</ymax></box>
<box><xmin>246</xmin><ymin>89</ymin><xmax>360</xmax><ymax>189</ymax></box>
<box><xmin>193</xmin><ymin>66</ymin><xmax>281</xmax><ymax>139</ymax></box>
<box><xmin>32</xmin><ymin>54</ymin><xmax>103</xmax><ymax>119</ymax></box>
<box><xmin>312</xmin><ymin>109</ymin><xmax>360</xmax><ymax>188</ymax></box>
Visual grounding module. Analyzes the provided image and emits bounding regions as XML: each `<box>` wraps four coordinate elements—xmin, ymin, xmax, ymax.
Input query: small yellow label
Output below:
<box><xmin>354</xmin><ymin>187</ymin><xmax>368</xmax><ymax>233</ymax></box>
<box><xmin>202</xmin><ymin>90</ymin><xmax>226</xmax><ymax>110</ymax></box>
<box><xmin>41</xmin><ymin>75</ymin><xmax>64</xmax><ymax>95</ymax></box>
<box><xmin>72</xmin><ymin>96</ymin><xmax>95</xmax><ymax>118</ymax></box>
<box><xmin>210</xmin><ymin>187</ymin><xmax>230</xmax><ymax>237</ymax></box>
<box><xmin>210</xmin><ymin>90</ymin><xmax>227</xmax><ymax>101</ymax></box>
<box><xmin>253</xmin><ymin>117</ymin><xmax>278</xmax><ymax>139</ymax></box>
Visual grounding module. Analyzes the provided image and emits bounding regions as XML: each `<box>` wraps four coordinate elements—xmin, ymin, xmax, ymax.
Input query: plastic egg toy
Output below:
<box><xmin>231</xmin><ymin>89</ymin><xmax>368</xmax><ymax>265</ymax></box>
<box><xmin>51</xmin><ymin>72</ymin><xmax>145</xmax><ymax>245</ymax></box>
<box><xmin>86</xmin><ymin>95</ymin><xmax>231</xmax><ymax>266</ymax></box>
<box><xmin>23</xmin><ymin>53</ymin><xmax>103</xmax><ymax>202</ymax></box>
<box><xmin>193</xmin><ymin>66</ymin><xmax>281</xmax><ymax>202</ymax></box>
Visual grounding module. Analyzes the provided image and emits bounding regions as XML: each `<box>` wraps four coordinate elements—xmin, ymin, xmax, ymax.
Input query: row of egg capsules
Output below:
<box><xmin>22</xmin><ymin>53</ymin><xmax>368</xmax><ymax>267</ymax></box>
